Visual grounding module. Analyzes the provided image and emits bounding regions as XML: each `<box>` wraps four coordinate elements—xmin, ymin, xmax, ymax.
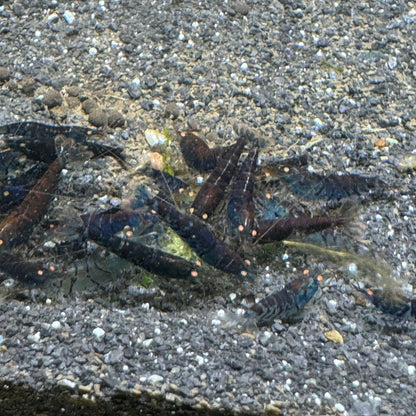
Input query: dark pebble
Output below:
<box><xmin>186</xmin><ymin>118</ymin><xmax>200</xmax><ymax>131</ymax></box>
<box><xmin>89</xmin><ymin>109</ymin><xmax>108</xmax><ymax>127</ymax></box>
<box><xmin>139</xmin><ymin>99</ymin><xmax>154</xmax><ymax>111</ymax></box>
<box><xmin>0</xmin><ymin>66</ymin><xmax>11</xmax><ymax>82</ymax></box>
<box><xmin>127</xmin><ymin>83</ymin><xmax>141</xmax><ymax>99</ymax></box>
<box><xmin>42</xmin><ymin>88</ymin><xmax>63</xmax><ymax>108</ymax></box>
<box><xmin>165</xmin><ymin>102</ymin><xmax>180</xmax><ymax>119</ymax></box>
<box><xmin>82</xmin><ymin>98</ymin><xmax>98</xmax><ymax>114</ymax></box>
<box><xmin>378</xmin><ymin>117</ymin><xmax>400</xmax><ymax>127</ymax></box>
<box><xmin>226</xmin><ymin>358</ymin><xmax>243</xmax><ymax>371</ymax></box>
<box><xmin>143</xmin><ymin>76</ymin><xmax>157</xmax><ymax>89</ymax></box>
<box><xmin>66</xmin><ymin>86</ymin><xmax>80</xmax><ymax>97</ymax></box>
<box><xmin>234</xmin><ymin>2</ymin><xmax>250</xmax><ymax>16</ymax></box>
<box><xmin>107</xmin><ymin>110</ymin><xmax>125</xmax><ymax>128</ymax></box>
<box><xmin>20</xmin><ymin>78</ymin><xmax>37</xmax><ymax>96</ymax></box>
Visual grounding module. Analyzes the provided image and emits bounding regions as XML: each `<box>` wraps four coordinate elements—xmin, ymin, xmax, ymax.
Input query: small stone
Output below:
<box><xmin>58</xmin><ymin>378</ymin><xmax>77</xmax><ymax>389</ymax></box>
<box><xmin>88</xmin><ymin>109</ymin><xmax>108</xmax><ymax>127</ymax></box>
<box><xmin>187</xmin><ymin>118</ymin><xmax>200</xmax><ymax>131</ymax></box>
<box><xmin>20</xmin><ymin>78</ymin><xmax>37</xmax><ymax>96</ymax></box>
<box><xmin>325</xmin><ymin>330</ymin><xmax>344</xmax><ymax>344</ymax></box>
<box><xmin>165</xmin><ymin>102</ymin><xmax>180</xmax><ymax>119</ymax></box>
<box><xmin>92</xmin><ymin>327</ymin><xmax>105</xmax><ymax>342</ymax></box>
<box><xmin>397</xmin><ymin>154</ymin><xmax>416</xmax><ymax>172</ymax></box>
<box><xmin>148</xmin><ymin>374</ymin><xmax>163</xmax><ymax>384</ymax></box>
<box><xmin>43</xmin><ymin>88</ymin><xmax>63</xmax><ymax>108</ymax></box>
<box><xmin>27</xmin><ymin>331</ymin><xmax>41</xmax><ymax>343</ymax></box>
<box><xmin>51</xmin><ymin>321</ymin><xmax>61</xmax><ymax>330</ymax></box>
<box><xmin>66</xmin><ymin>86</ymin><xmax>80</xmax><ymax>97</ymax></box>
<box><xmin>82</xmin><ymin>99</ymin><xmax>98</xmax><ymax>114</ymax></box>
<box><xmin>63</xmin><ymin>10</ymin><xmax>75</xmax><ymax>25</ymax></box>
<box><xmin>104</xmin><ymin>348</ymin><xmax>124</xmax><ymax>364</ymax></box>
<box><xmin>107</xmin><ymin>110</ymin><xmax>125</xmax><ymax>128</ymax></box>
<box><xmin>374</xmin><ymin>138</ymin><xmax>387</xmax><ymax>149</ymax></box>
<box><xmin>144</xmin><ymin>129</ymin><xmax>166</xmax><ymax>148</ymax></box>
<box><xmin>234</xmin><ymin>2</ymin><xmax>250</xmax><ymax>15</ymax></box>
<box><xmin>408</xmin><ymin>365</ymin><xmax>415</xmax><ymax>376</ymax></box>
<box><xmin>0</xmin><ymin>67</ymin><xmax>11</xmax><ymax>82</ymax></box>
<box><xmin>334</xmin><ymin>403</ymin><xmax>345</xmax><ymax>412</ymax></box>
<box><xmin>264</xmin><ymin>402</ymin><xmax>282</xmax><ymax>415</ymax></box>
<box><xmin>150</xmin><ymin>152</ymin><xmax>164</xmax><ymax>170</ymax></box>
<box><xmin>142</xmin><ymin>338</ymin><xmax>153</xmax><ymax>347</ymax></box>
<box><xmin>333</xmin><ymin>358</ymin><xmax>345</xmax><ymax>367</ymax></box>
<box><xmin>259</xmin><ymin>331</ymin><xmax>273</xmax><ymax>347</ymax></box>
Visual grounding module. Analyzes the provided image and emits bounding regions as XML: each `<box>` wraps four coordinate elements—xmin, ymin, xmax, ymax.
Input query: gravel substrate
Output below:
<box><xmin>1</xmin><ymin>1</ymin><xmax>416</xmax><ymax>415</ymax></box>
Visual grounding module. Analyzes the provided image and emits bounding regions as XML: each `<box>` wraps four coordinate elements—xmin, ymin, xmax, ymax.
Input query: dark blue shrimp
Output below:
<box><xmin>81</xmin><ymin>211</ymin><xmax>200</xmax><ymax>280</ymax></box>
<box><xmin>355</xmin><ymin>286</ymin><xmax>416</xmax><ymax>318</ymax></box>
<box><xmin>0</xmin><ymin>121</ymin><xmax>126</xmax><ymax>166</ymax></box>
<box><xmin>0</xmin><ymin>162</ymin><xmax>49</xmax><ymax>213</ymax></box>
<box><xmin>80</xmin><ymin>208</ymin><xmax>157</xmax><ymax>239</ymax></box>
<box><xmin>245</xmin><ymin>274</ymin><xmax>319</xmax><ymax>326</ymax></box>
<box><xmin>227</xmin><ymin>148</ymin><xmax>258</xmax><ymax>239</ymax></box>
<box><xmin>282</xmin><ymin>170</ymin><xmax>385</xmax><ymax>201</ymax></box>
<box><xmin>0</xmin><ymin>252</ymin><xmax>57</xmax><ymax>284</ymax></box>
<box><xmin>149</xmin><ymin>197</ymin><xmax>255</xmax><ymax>280</ymax></box>
<box><xmin>191</xmin><ymin>137</ymin><xmax>246</xmax><ymax>219</ymax></box>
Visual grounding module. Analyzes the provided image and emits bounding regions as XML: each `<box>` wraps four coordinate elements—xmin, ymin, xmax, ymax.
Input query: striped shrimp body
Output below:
<box><xmin>245</xmin><ymin>274</ymin><xmax>320</xmax><ymax>327</ymax></box>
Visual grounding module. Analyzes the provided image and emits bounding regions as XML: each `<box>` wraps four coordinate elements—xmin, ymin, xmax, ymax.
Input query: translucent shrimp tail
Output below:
<box><xmin>214</xmin><ymin>308</ymin><xmax>257</xmax><ymax>330</ymax></box>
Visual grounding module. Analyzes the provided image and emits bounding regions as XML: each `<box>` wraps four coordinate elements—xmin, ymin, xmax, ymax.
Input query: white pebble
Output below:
<box><xmin>27</xmin><ymin>332</ymin><xmax>41</xmax><ymax>343</ymax></box>
<box><xmin>334</xmin><ymin>403</ymin><xmax>345</xmax><ymax>412</ymax></box>
<box><xmin>352</xmin><ymin>380</ymin><xmax>360</xmax><ymax>387</ymax></box>
<box><xmin>51</xmin><ymin>321</ymin><xmax>61</xmax><ymax>330</ymax></box>
<box><xmin>178</xmin><ymin>31</ymin><xmax>185</xmax><ymax>41</ymax></box>
<box><xmin>89</xmin><ymin>47</ymin><xmax>97</xmax><ymax>56</ymax></box>
<box><xmin>47</xmin><ymin>13</ymin><xmax>59</xmax><ymax>23</ymax></box>
<box><xmin>43</xmin><ymin>240</ymin><xmax>56</xmax><ymax>248</ymax></box>
<box><xmin>196</xmin><ymin>176</ymin><xmax>204</xmax><ymax>184</ymax></box>
<box><xmin>35</xmin><ymin>30</ymin><xmax>41</xmax><ymax>38</ymax></box>
<box><xmin>211</xmin><ymin>319</ymin><xmax>221</xmax><ymax>326</ymax></box>
<box><xmin>229</xmin><ymin>293</ymin><xmax>236</xmax><ymax>301</ymax></box>
<box><xmin>144</xmin><ymin>129</ymin><xmax>166</xmax><ymax>148</ymax></box>
<box><xmin>63</xmin><ymin>10</ymin><xmax>75</xmax><ymax>25</ymax></box>
<box><xmin>148</xmin><ymin>374</ymin><xmax>163</xmax><ymax>383</ymax></box>
<box><xmin>388</xmin><ymin>56</ymin><xmax>397</xmax><ymax>70</ymax></box>
<box><xmin>314</xmin><ymin>397</ymin><xmax>322</xmax><ymax>406</ymax></box>
<box><xmin>92</xmin><ymin>327</ymin><xmax>105</xmax><ymax>342</ymax></box>
<box><xmin>0</xmin><ymin>335</ymin><xmax>4</xmax><ymax>344</ymax></box>
<box><xmin>333</xmin><ymin>359</ymin><xmax>344</xmax><ymax>367</ymax></box>
<box><xmin>176</xmin><ymin>346</ymin><xmax>184</xmax><ymax>354</ymax></box>
<box><xmin>408</xmin><ymin>365</ymin><xmax>415</xmax><ymax>376</ymax></box>
<box><xmin>58</xmin><ymin>378</ymin><xmax>77</xmax><ymax>389</ymax></box>
<box><xmin>192</xmin><ymin>21</ymin><xmax>199</xmax><ymax>29</ymax></box>
<box><xmin>240</xmin><ymin>62</ymin><xmax>248</xmax><ymax>72</ymax></box>
<box><xmin>142</xmin><ymin>339</ymin><xmax>153</xmax><ymax>347</ymax></box>
<box><xmin>348</xmin><ymin>263</ymin><xmax>357</xmax><ymax>274</ymax></box>
<box><xmin>195</xmin><ymin>355</ymin><xmax>205</xmax><ymax>365</ymax></box>
<box><xmin>324</xmin><ymin>392</ymin><xmax>332</xmax><ymax>399</ymax></box>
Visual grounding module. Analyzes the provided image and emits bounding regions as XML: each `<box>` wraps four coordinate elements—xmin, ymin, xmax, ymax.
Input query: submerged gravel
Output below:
<box><xmin>1</xmin><ymin>1</ymin><xmax>416</xmax><ymax>415</ymax></box>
